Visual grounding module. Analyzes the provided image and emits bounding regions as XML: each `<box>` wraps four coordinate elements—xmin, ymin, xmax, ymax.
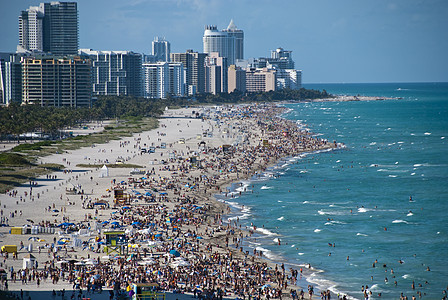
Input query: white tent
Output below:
<box><xmin>99</xmin><ymin>165</ymin><xmax>109</xmax><ymax>178</ymax></box>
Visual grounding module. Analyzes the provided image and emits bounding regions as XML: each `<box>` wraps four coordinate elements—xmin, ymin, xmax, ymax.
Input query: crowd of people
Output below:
<box><xmin>1</xmin><ymin>104</ymin><xmax>339</xmax><ymax>300</ymax></box>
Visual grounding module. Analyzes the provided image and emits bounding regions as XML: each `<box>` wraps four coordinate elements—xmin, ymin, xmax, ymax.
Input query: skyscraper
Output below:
<box><xmin>205</xmin><ymin>52</ymin><xmax>227</xmax><ymax>94</ymax></box>
<box><xmin>223</xmin><ymin>20</ymin><xmax>244</xmax><ymax>60</ymax></box>
<box><xmin>18</xmin><ymin>5</ymin><xmax>44</xmax><ymax>52</ymax></box>
<box><xmin>142</xmin><ymin>62</ymin><xmax>185</xmax><ymax>99</ymax></box>
<box><xmin>152</xmin><ymin>37</ymin><xmax>171</xmax><ymax>62</ymax></box>
<box><xmin>0</xmin><ymin>54</ymin><xmax>22</xmax><ymax>105</ymax></box>
<box><xmin>143</xmin><ymin>62</ymin><xmax>169</xmax><ymax>99</ymax></box>
<box><xmin>79</xmin><ymin>49</ymin><xmax>143</xmax><ymax>97</ymax></box>
<box><xmin>18</xmin><ymin>2</ymin><xmax>78</xmax><ymax>55</ymax></box>
<box><xmin>203</xmin><ymin>25</ymin><xmax>234</xmax><ymax>65</ymax></box>
<box><xmin>171</xmin><ymin>50</ymin><xmax>207</xmax><ymax>95</ymax></box>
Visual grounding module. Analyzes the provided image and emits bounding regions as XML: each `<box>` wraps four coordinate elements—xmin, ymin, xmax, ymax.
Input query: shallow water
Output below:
<box><xmin>219</xmin><ymin>83</ymin><xmax>448</xmax><ymax>299</ymax></box>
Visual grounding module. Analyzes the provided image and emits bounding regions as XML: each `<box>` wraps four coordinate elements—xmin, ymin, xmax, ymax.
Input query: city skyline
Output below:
<box><xmin>0</xmin><ymin>0</ymin><xmax>447</xmax><ymax>83</ymax></box>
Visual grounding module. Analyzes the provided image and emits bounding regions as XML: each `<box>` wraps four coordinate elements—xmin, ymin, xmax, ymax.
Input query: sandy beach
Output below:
<box><xmin>0</xmin><ymin>104</ymin><xmax>337</xmax><ymax>300</ymax></box>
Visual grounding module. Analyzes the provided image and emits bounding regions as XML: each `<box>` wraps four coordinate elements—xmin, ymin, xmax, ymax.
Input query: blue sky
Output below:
<box><xmin>1</xmin><ymin>0</ymin><xmax>447</xmax><ymax>83</ymax></box>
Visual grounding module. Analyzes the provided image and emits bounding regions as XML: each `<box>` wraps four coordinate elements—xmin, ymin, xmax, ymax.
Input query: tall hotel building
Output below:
<box><xmin>79</xmin><ymin>49</ymin><xmax>143</xmax><ymax>97</ymax></box>
<box><xmin>203</xmin><ymin>20</ymin><xmax>243</xmax><ymax>65</ymax></box>
<box><xmin>222</xmin><ymin>20</ymin><xmax>244</xmax><ymax>61</ymax></box>
<box><xmin>18</xmin><ymin>2</ymin><xmax>78</xmax><ymax>55</ymax></box>
<box><xmin>22</xmin><ymin>56</ymin><xmax>92</xmax><ymax>107</ymax></box>
<box><xmin>171</xmin><ymin>50</ymin><xmax>207</xmax><ymax>95</ymax></box>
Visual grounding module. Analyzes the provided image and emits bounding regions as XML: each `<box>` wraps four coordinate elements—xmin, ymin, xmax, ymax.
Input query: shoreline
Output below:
<box><xmin>0</xmin><ymin>103</ymin><xmax>338</xmax><ymax>300</ymax></box>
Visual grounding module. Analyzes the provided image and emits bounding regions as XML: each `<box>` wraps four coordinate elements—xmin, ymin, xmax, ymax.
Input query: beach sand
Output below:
<box><xmin>0</xmin><ymin>105</ymin><xmax>335</xmax><ymax>300</ymax></box>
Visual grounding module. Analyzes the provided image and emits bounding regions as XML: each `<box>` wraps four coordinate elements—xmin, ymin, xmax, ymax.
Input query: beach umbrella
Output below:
<box><xmin>57</xmin><ymin>222</ymin><xmax>75</xmax><ymax>227</ymax></box>
<box><xmin>145</xmin><ymin>192</ymin><xmax>152</xmax><ymax>196</ymax></box>
<box><xmin>196</xmin><ymin>236</ymin><xmax>203</xmax><ymax>239</ymax></box>
<box><xmin>159</xmin><ymin>192</ymin><xmax>168</xmax><ymax>195</ymax></box>
<box><xmin>101</xmin><ymin>221</ymin><xmax>109</xmax><ymax>225</ymax></box>
<box><xmin>155</xmin><ymin>233</ymin><xmax>162</xmax><ymax>238</ymax></box>
<box><xmin>52</xmin><ymin>209</ymin><xmax>59</xmax><ymax>213</ymax></box>
<box><xmin>169</xmin><ymin>249</ymin><xmax>181</xmax><ymax>257</ymax></box>
<box><xmin>122</xmin><ymin>206</ymin><xmax>131</xmax><ymax>210</ymax></box>
<box><xmin>131</xmin><ymin>221</ymin><xmax>141</xmax><ymax>226</ymax></box>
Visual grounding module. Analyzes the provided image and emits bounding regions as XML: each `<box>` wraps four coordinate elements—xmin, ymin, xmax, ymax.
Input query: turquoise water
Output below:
<box><xmin>220</xmin><ymin>83</ymin><xmax>448</xmax><ymax>299</ymax></box>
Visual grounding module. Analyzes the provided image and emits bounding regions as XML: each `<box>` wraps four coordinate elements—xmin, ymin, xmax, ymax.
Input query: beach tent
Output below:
<box><xmin>23</xmin><ymin>254</ymin><xmax>36</xmax><ymax>269</ymax></box>
<box><xmin>99</xmin><ymin>165</ymin><xmax>109</xmax><ymax>178</ymax></box>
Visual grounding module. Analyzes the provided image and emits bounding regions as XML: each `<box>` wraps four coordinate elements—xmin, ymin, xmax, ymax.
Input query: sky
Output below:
<box><xmin>0</xmin><ymin>0</ymin><xmax>447</xmax><ymax>83</ymax></box>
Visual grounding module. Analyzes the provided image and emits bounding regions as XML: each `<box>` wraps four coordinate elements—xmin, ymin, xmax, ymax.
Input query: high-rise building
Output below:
<box><xmin>205</xmin><ymin>52</ymin><xmax>227</xmax><ymax>94</ymax></box>
<box><xmin>245</xmin><ymin>68</ymin><xmax>276</xmax><ymax>93</ymax></box>
<box><xmin>22</xmin><ymin>56</ymin><xmax>92</xmax><ymax>107</ymax></box>
<box><xmin>18</xmin><ymin>2</ymin><xmax>78</xmax><ymax>55</ymax></box>
<box><xmin>142</xmin><ymin>62</ymin><xmax>185</xmax><ymax>99</ymax></box>
<box><xmin>152</xmin><ymin>37</ymin><xmax>170</xmax><ymax>62</ymax></box>
<box><xmin>228</xmin><ymin>65</ymin><xmax>246</xmax><ymax>93</ymax></box>
<box><xmin>275</xmin><ymin>69</ymin><xmax>302</xmax><ymax>90</ymax></box>
<box><xmin>203</xmin><ymin>25</ymin><xmax>234</xmax><ymax>65</ymax></box>
<box><xmin>251</xmin><ymin>47</ymin><xmax>295</xmax><ymax>70</ymax></box>
<box><xmin>168</xmin><ymin>63</ymin><xmax>185</xmax><ymax>97</ymax></box>
<box><xmin>143</xmin><ymin>62</ymin><xmax>169</xmax><ymax>99</ymax></box>
<box><xmin>205</xmin><ymin>64</ymin><xmax>221</xmax><ymax>95</ymax></box>
<box><xmin>223</xmin><ymin>20</ymin><xmax>244</xmax><ymax>60</ymax></box>
<box><xmin>18</xmin><ymin>5</ymin><xmax>44</xmax><ymax>52</ymax></box>
<box><xmin>171</xmin><ymin>50</ymin><xmax>207</xmax><ymax>95</ymax></box>
<box><xmin>79</xmin><ymin>49</ymin><xmax>143</xmax><ymax>97</ymax></box>
<box><xmin>0</xmin><ymin>54</ymin><xmax>22</xmax><ymax>105</ymax></box>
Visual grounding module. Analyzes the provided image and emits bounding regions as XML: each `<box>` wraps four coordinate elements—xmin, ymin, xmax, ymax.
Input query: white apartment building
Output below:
<box><xmin>143</xmin><ymin>62</ymin><xmax>185</xmax><ymax>99</ymax></box>
<box><xmin>276</xmin><ymin>69</ymin><xmax>302</xmax><ymax>90</ymax></box>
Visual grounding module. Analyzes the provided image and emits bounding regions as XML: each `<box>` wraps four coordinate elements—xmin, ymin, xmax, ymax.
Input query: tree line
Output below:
<box><xmin>0</xmin><ymin>88</ymin><xmax>331</xmax><ymax>138</ymax></box>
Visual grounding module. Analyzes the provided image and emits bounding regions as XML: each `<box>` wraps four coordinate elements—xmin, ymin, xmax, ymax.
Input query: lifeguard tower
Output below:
<box><xmin>104</xmin><ymin>230</ymin><xmax>128</xmax><ymax>255</ymax></box>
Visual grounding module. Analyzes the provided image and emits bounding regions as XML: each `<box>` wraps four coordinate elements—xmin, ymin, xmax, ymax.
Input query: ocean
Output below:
<box><xmin>218</xmin><ymin>82</ymin><xmax>448</xmax><ymax>299</ymax></box>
